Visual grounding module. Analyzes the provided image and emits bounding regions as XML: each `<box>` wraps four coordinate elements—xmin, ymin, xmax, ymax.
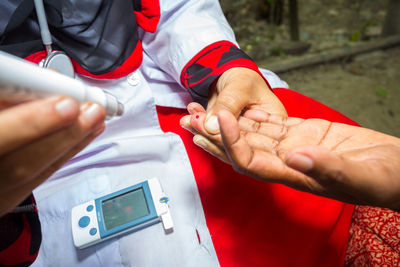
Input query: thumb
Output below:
<box><xmin>204</xmin><ymin>84</ymin><xmax>248</xmax><ymax>134</ymax></box>
<box><xmin>285</xmin><ymin>146</ymin><xmax>357</xmax><ymax>189</ymax></box>
<box><xmin>284</xmin><ymin>146</ymin><xmax>392</xmax><ymax>207</ymax></box>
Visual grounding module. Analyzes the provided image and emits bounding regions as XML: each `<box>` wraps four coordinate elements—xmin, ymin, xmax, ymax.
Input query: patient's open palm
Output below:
<box><xmin>184</xmin><ymin>106</ymin><xmax>400</xmax><ymax>210</ymax></box>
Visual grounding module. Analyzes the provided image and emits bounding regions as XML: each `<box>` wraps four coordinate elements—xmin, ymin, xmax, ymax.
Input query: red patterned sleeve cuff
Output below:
<box><xmin>180</xmin><ymin>40</ymin><xmax>271</xmax><ymax>107</ymax></box>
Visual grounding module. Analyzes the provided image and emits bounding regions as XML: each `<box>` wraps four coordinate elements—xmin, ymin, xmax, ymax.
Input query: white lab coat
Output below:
<box><xmin>32</xmin><ymin>1</ymin><xmax>287</xmax><ymax>266</ymax></box>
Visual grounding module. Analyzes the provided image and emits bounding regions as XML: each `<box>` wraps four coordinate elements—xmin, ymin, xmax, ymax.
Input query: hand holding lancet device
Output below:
<box><xmin>0</xmin><ymin>51</ymin><xmax>124</xmax><ymax>116</ymax></box>
<box><xmin>71</xmin><ymin>178</ymin><xmax>173</xmax><ymax>249</ymax></box>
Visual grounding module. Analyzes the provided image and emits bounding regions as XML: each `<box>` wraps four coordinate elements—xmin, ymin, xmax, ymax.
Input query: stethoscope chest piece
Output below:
<box><xmin>39</xmin><ymin>51</ymin><xmax>75</xmax><ymax>78</ymax></box>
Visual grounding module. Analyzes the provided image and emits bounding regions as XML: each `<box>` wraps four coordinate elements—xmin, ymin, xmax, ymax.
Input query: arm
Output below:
<box><xmin>140</xmin><ymin>0</ymin><xmax>286</xmax><ymax>128</ymax></box>
<box><xmin>215</xmin><ymin>109</ymin><xmax>400</xmax><ymax>211</ymax></box>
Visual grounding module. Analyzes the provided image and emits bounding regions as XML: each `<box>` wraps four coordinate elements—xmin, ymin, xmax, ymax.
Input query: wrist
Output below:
<box><xmin>217</xmin><ymin>67</ymin><xmax>270</xmax><ymax>94</ymax></box>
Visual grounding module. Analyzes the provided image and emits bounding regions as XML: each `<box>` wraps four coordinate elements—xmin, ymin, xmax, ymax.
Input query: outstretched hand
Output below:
<box><xmin>180</xmin><ymin>67</ymin><xmax>286</xmax><ymax>161</ymax></box>
<box><xmin>187</xmin><ymin>107</ymin><xmax>400</xmax><ymax>210</ymax></box>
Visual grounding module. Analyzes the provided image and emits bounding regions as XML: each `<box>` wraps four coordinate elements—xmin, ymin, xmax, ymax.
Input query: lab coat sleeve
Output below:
<box><xmin>140</xmin><ymin>0</ymin><xmax>269</xmax><ymax>107</ymax></box>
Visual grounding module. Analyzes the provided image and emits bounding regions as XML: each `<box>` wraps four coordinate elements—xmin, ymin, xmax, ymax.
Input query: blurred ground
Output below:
<box><xmin>220</xmin><ymin>0</ymin><xmax>400</xmax><ymax>137</ymax></box>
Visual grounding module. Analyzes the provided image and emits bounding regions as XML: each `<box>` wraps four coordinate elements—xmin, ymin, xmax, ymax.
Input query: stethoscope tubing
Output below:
<box><xmin>33</xmin><ymin>0</ymin><xmax>75</xmax><ymax>77</ymax></box>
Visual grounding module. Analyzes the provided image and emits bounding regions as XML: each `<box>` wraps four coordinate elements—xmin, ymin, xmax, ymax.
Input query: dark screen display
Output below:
<box><xmin>102</xmin><ymin>188</ymin><xmax>150</xmax><ymax>230</ymax></box>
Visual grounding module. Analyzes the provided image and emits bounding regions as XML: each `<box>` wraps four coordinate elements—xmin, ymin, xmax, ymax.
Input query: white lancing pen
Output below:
<box><xmin>0</xmin><ymin>51</ymin><xmax>124</xmax><ymax>116</ymax></box>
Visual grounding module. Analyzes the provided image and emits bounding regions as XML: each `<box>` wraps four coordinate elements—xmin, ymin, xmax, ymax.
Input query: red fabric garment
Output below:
<box><xmin>345</xmin><ymin>206</ymin><xmax>400</xmax><ymax>266</ymax></box>
<box><xmin>24</xmin><ymin>41</ymin><xmax>144</xmax><ymax>80</ymax></box>
<box><xmin>70</xmin><ymin>41</ymin><xmax>144</xmax><ymax>80</ymax></box>
<box><xmin>0</xmin><ymin>195</ymin><xmax>41</xmax><ymax>266</ymax></box>
<box><xmin>0</xmin><ymin>214</ymin><xmax>37</xmax><ymax>266</ymax></box>
<box><xmin>133</xmin><ymin>0</ymin><xmax>161</xmax><ymax>33</ymax></box>
<box><xmin>180</xmin><ymin>41</ymin><xmax>264</xmax><ymax>88</ymax></box>
<box><xmin>157</xmin><ymin>88</ymin><xmax>357</xmax><ymax>267</ymax></box>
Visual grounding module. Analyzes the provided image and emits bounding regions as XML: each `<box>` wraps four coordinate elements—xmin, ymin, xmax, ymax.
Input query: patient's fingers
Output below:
<box><xmin>186</xmin><ymin>110</ymin><xmax>282</xmax><ymax>143</ymax></box>
<box><xmin>242</xmin><ymin>109</ymin><xmax>271</xmax><ymax>122</ymax></box>
<box><xmin>193</xmin><ymin>134</ymin><xmax>230</xmax><ymax>163</ymax></box>
<box><xmin>180</xmin><ymin>103</ymin><xmax>206</xmax><ymax>135</ymax></box>
<box><xmin>189</xmin><ymin>111</ymin><xmax>222</xmax><ymax>143</ymax></box>
<box><xmin>243</xmin><ymin>109</ymin><xmax>304</xmax><ymax>126</ymax></box>
<box><xmin>184</xmin><ymin>110</ymin><xmax>286</xmax><ymax>155</ymax></box>
<box><xmin>217</xmin><ymin>109</ymin><xmax>323</xmax><ymax>191</ymax></box>
<box><xmin>238</xmin><ymin>117</ymin><xmax>288</xmax><ymax>140</ymax></box>
<box><xmin>182</xmin><ymin>106</ymin><xmax>299</xmax><ymax>160</ymax></box>
<box><xmin>185</xmin><ymin>108</ymin><xmax>305</xmax><ymax>144</ymax></box>
<box><xmin>217</xmin><ymin>109</ymin><xmax>251</xmax><ymax>166</ymax></box>
<box><xmin>180</xmin><ymin>115</ymin><xmax>197</xmax><ymax>135</ymax></box>
<box><xmin>187</xmin><ymin>102</ymin><xmax>205</xmax><ymax>115</ymax></box>
<box><xmin>190</xmin><ymin>127</ymin><xmax>282</xmax><ymax>162</ymax></box>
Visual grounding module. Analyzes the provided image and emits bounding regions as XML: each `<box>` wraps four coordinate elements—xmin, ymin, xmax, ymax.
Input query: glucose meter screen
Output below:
<box><xmin>102</xmin><ymin>188</ymin><xmax>150</xmax><ymax>230</ymax></box>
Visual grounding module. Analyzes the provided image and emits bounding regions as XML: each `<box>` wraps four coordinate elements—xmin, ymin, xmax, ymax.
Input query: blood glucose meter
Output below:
<box><xmin>71</xmin><ymin>178</ymin><xmax>173</xmax><ymax>249</ymax></box>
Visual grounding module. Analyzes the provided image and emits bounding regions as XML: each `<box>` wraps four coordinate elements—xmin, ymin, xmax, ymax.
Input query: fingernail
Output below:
<box><xmin>193</xmin><ymin>135</ymin><xmax>207</xmax><ymax>149</ymax></box>
<box><xmin>180</xmin><ymin>116</ymin><xmax>190</xmax><ymax>129</ymax></box>
<box><xmin>82</xmin><ymin>103</ymin><xmax>104</xmax><ymax>125</ymax></box>
<box><xmin>181</xmin><ymin>126</ymin><xmax>191</xmax><ymax>132</ymax></box>
<box><xmin>205</xmin><ymin>115</ymin><xmax>219</xmax><ymax>134</ymax></box>
<box><xmin>187</xmin><ymin>104</ymin><xmax>196</xmax><ymax>115</ymax></box>
<box><xmin>54</xmin><ymin>97</ymin><xmax>79</xmax><ymax>119</ymax></box>
<box><xmin>286</xmin><ymin>153</ymin><xmax>314</xmax><ymax>173</ymax></box>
